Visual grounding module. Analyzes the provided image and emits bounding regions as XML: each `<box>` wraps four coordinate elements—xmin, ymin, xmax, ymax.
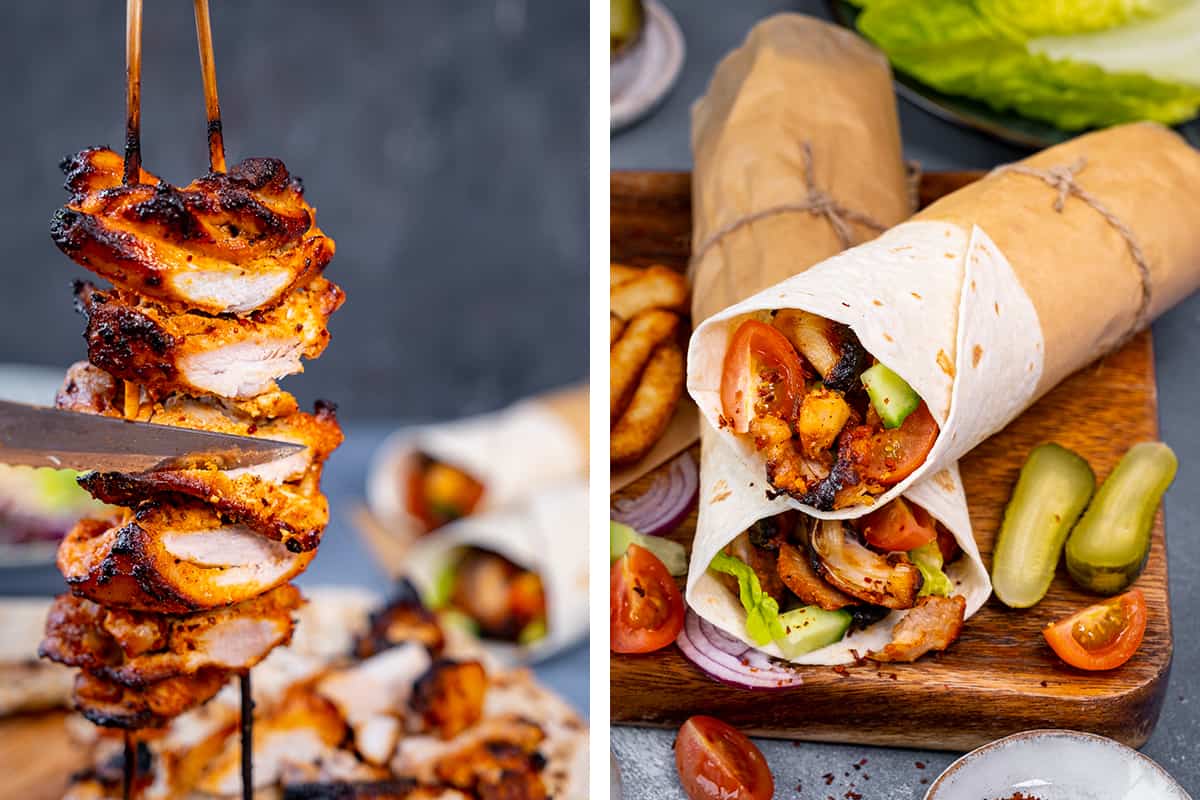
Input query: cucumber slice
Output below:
<box><xmin>610</xmin><ymin>520</ymin><xmax>687</xmax><ymax>576</ymax></box>
<box><xmin>991</xmin><ymin>443</ymin><xmax>1095</xmax><ymax>609</ymax></box>
<box><xmin>1065</xmin><ymin>442</ymin><xmax>1177</xmax><ymax>595</ymax></box>
<box><xmin>861</xmin><ymin>363</ymin><xmax>920</xmax><ymax>429</ymax></box>
<box><xmin>518</xmin><ymin>618</ymin><xmax>548</xmax><ymax>645</ymax></box>
<box><xmin>774</xmin><ymin>606</ymin><xmax>852</xmax><ymax>659</ymax></box>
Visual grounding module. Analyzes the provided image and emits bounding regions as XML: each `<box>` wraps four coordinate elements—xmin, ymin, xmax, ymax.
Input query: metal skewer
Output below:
<box><xmin>193</xmin><ymin>0</ymin><xmax>226</xmax><ymax>173</ymax></box>
<box><xmin>239</xmin><ymin>672</ymin><xmax>254</xmax><ymax>799</ymax></box>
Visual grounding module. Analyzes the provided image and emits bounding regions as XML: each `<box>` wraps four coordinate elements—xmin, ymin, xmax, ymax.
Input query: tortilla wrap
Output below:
<box><xmin>686</xmin><ymin>427</ymin><xmax>990</xmax><ymax>664</ymax></box>
<box><xmin>367</xmin><ymin>384</ymin><xmax>587</xmax><ymax>543</ymax></box>
<box><xmin>690</xmin><ymin>123</ymin><xmax>1200</xmax><ymax>518</ymax></box>
<box><xmin>403</xmin><ymin>481</ymin><xmax>588</xmax><ymax>664</ymax></box>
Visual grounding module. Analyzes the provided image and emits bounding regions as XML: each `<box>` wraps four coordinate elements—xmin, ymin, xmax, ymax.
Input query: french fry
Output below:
<box><xmin>610</xmin><ymin>314</ymin><xmax>626</xmax><ymax>345</ymax></box>
<box><xmin>610</xmin><ymin>265</ymin><xmax>688</xmax><ymax>320</ymax></box>
<box><xmin>610</xmin><ymin>309</ymin><xmax>678</xmax><ymax>422</ymax></box>
<box><xmin>611</xmin><ymin>342</ymin><xmax>685</xmax><ymax>466</ymax></box>
<box><xmin>610</xmin><ymin>263</ymin><xmax>643</xmax><ymax>288</ymax></box>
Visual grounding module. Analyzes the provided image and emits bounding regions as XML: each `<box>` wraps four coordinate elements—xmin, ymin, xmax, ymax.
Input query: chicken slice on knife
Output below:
<box><xmin>55</xmin><ymin>362</ymin><xmax>343</xmax><ymax>550</ymax></box>
<box><xmin>51</xmin><ymin>147</ymin><xmax>335</xmax><ymax>315</ymax></box>
<box><xmin>74</xmin><ymin>276</ymin><xmax>344</xmax><ymax>400</ymax></box>
<box><xmin>40</xmin><ymin>584</ymin><xmax>302</xmax><ymax>686</ymax></box>
<box><xmin>59</xmin><ymin>503</ymin><xmax>317</xmax><ymax>613</ymax></box>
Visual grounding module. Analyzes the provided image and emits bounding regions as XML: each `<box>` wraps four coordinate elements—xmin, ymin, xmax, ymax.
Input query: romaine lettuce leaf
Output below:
<box><xmin>708</xmin><ymin>551</ymin><xmax>785</xmax><ymax>646</ymax></box>
<box><xmin>909</xmin><ymin>541</ymin><xmax>954</xmax><ymax>597</ymax></box>
<box><xmin>856</xmin><ymin>0</ymin><xmax>1200</xmax><ymax>129</ymax></box>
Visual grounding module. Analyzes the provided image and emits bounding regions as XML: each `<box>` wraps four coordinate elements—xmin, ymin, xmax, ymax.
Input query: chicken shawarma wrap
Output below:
<box><xmin>689</xmin><ymin>122</ymin><xmax>1200</xmax><ymax>518</ymax></box>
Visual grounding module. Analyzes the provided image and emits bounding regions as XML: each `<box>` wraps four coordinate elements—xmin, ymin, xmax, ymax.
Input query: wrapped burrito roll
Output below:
<box><xmin>403</xmin><ymin>481</ymin><xmax>587</xmax><ymax>663</ymax></box>
<box><xmin>687</xmin><ymin>426</ymin><xmax>989</xmax><ymax>665</ymax></box>
<box><xmin>368</xmin><ymin>384</ymin><xmax>587</xmax><ymax>540</ymax></box>
<box><xmin>690</xmin><ymin>13</ymin><xmax>912</xmax><ymax>324</ymax></box>
<box><xmin>689</xmin><ymin>123</ymin><xmax>1200</xmax><ymax>517</ymax></box>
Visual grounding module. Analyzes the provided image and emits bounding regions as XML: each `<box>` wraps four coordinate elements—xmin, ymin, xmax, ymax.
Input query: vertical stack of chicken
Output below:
<box><xmin>38</xmin><ymin>145</ymin><xmax>344</xmax><ymax>730</ymax></box>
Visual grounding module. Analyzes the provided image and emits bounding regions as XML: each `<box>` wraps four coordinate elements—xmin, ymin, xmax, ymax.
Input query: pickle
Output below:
<box><xmin>1065</xmin><ymin>442</ymin><xmax>1177</xmax><ymax>595</ymax></box>
<box><xmin>991</xmin><ymin>443</ymin><xmax>1095</xmax><ymax>609</ymax></box>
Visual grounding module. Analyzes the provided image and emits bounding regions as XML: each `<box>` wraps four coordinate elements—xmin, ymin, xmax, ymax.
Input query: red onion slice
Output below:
<box><xmin>675</xmin><ymin>610</ymin><xmax>804</xmax><ymax>690</ymax></box>
<box><xmin>611</xmin><ymin>452</ymin><xmax>699</xmax><ymax>536</ymax></box>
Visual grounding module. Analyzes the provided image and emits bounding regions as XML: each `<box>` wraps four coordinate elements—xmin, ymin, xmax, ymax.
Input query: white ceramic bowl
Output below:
<box><xmin>925</xmin><ymin>729</ymin><xmax>1190</xmax><ymax>800</ymax></box>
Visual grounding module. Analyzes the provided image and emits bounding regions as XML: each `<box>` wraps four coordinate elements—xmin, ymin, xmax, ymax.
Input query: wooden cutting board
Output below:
<box><xmin>0</xmin><ymin>711</ymin><xmax>78</xmax><ymax>800</ymax></box>
<box><xmin>610</xmin><ymin>171</ymin><xmax>1172</xmax><ymax>751</ymax></box>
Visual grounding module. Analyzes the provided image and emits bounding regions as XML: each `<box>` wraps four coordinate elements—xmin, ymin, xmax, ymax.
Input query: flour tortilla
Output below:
<box><xmin>403</xmin><ymin>481</ymin><xmax>588</xmax><ymax>664</ymax></box>
<box><xmin>367</xmin><ymin>385</ymin><xmax>587</xmax><ymax>545</ymax></box>
<box><xmin>686</xmin><ymin>427</ymin><xmax>990</xmax><ymax>664</ymax></box>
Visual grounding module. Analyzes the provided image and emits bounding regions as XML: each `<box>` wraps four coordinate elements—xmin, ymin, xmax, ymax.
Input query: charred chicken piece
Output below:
<box><xmin>868</xmin><ymin>595</ymin><xmax>966</xmax><ymax>663</ymax></box>
<box><xmin>771</xmin><ymin>309</ymin><xmax>868</xmax><ymax>393</ymax></box>
<box><xmin>41</xmin><ymin>584</ymin><xmax>301</xmax><ymax>685</ymax></box>
<box><xmin>409</xmin><ymin>659</ymin><xmax>487</xmax><ymax>740</ymax></box>
<box><xmin>776</xmin><ymin>541</ymin><xmax>855</xmax><ymax>611</ymax></box>
<box><xmin>73</xmin><ymin>666</ymin><xmax>230</xmax><ymax>729</ymax></box>
<box><xmin>434</xmin><ymin>739</ymin><xmax>547</xmax><ymax>800</ymax></box>
<box><xmin>52</xmin><ymin>147</ymin><xmax>334</xmax><ymax>315</ymax></box>
<box><xmin>796</xmin><ymin>387</ymin><xmax>852</xmax><ymax>460</ymax></box>
<box><xmin>74</xmin><ymin>276</ymin><xmax>344</xmax><ymax>400</ymax></box>
<box><xmin>63</xmin><ymin>384</ymin><xmax>342</xmax><ymax>552</ymax></box>
<box><xmin>407</xmin><ymin>454</ymin><xmax>486</xmax><ymax>533</ymax></box>
<box><xmin>354</xmin><ymin>580</ymin><xmax>446</xmax><ymax>659</ymax></box>
<box><xmin>809</xmin><ymin>520</ymin><xmax>923</xmax><ymax>609</ymax></box>
<box><xmin>282</xmin><ymin>780</ymin><xmax>465</xmax><ymax>800</ymax></box>
<box><xmin>58</xmin><ymin>504</ymin><xmax>316</xmax><ymax>613</ymax></box>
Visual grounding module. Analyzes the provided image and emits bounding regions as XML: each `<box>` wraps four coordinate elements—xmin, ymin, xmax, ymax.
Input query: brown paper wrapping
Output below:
<box><xmin>916</xmin><ymin>122</ymin><xmax>1200</xmax><ymax>397</ymax></box>
<box><xmin>689</xmin><ymin>14</ymin><xmax>913</xmax><ymax>324</ymax></box>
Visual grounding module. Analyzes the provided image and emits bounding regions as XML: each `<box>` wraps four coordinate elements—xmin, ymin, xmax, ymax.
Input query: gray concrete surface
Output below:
<box><xmin>612</xmin><ymin>1</ymin><xmax>1198</xmax><ymax>796</ymax></box>
<box><xmin>0</xmin><ymin>1</ymin><xmax>587</xmax><ymax>420</ymax></box>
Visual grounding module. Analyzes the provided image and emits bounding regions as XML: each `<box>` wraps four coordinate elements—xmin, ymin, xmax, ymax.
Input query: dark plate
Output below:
<box><xmin>828</xmin><ymin>1</ymin><xmax>1200</xmax><ymax>150</ymax></box>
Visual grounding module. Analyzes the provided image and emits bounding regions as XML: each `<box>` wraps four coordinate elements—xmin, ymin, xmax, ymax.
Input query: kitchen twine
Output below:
<box><xmin>690</xmin><ymin>141</ymin><xmax>889</xmax><ymax>270</ymax></box>
<box><xmin>990</xmin><ymin>157</ymin><xmax>1152</xmax><ymax>343</ymax></box>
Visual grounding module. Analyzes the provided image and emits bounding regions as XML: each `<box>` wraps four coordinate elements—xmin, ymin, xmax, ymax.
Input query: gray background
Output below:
<box><xmin>612</xmin><ymin>0</ymin><xmax>1198</xmax><ymax>796</ymax></box>
<box><xmin>0</xmin><ymin>1</ymin><xmax>587</xmax><ymax>714</ymax></box>
<box><xmin>0</xmin><ymin>0</ymin><xmax>587</xmax><ymax>420</ymax></box>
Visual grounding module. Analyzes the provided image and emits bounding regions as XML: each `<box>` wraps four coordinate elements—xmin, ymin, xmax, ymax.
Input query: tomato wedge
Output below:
<box><xmin>1043</xmin><ymin>589</ymin><xmax>1147</xmax><ymax>671</ymax></box>
<box><xmin>845</xmin><ymin>401</ymin><xmax>939</xmax><ymax>485</ymax></box>
<box><xmin>611</xmin><ymin>543</ymin><xmax>685</xmax><ymax>654</ymax></box>
<box><xmin>861</xmin><ymin>497</ymin><xmax>938</xmax><ymax>552</ymax></box>
<box><xmin>674</xmin><ymin>716</ymin><xmax>774</xmax><ymax>800</ymax></box>
<box><xmin>720</xmin><ymin>320</ymin><xmax>806</xmax><ymax>434</ymax></box>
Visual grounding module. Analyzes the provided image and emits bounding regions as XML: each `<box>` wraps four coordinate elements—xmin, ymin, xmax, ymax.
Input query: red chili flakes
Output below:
<box><xmin>823</xmin><ymin>773</ymin><xmax>835</xmax><ymax>785</ymax></box>
<box><xmin>915</xmin><ymin>761</ymin><xmax>925</xmax><ymax>770</ymax></box>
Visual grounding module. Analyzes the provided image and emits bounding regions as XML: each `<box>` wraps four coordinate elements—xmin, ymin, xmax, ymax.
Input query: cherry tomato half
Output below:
<box><xmin>845</xmin><ymin>401</ymin><xmax>939</xmax><ymax>485</ymax></box>
<box><xmin>674</xmin><ymin>715</ymin><xmax>774</xmax><ymax>800</ymax></box>
<box><xmin>1043</xmin><ymin>589</ymin><xmax>1147</xmax><ymax>671</ymax></box>
<box><xmin>610</xmin><ymin>543</ymin><xmax>685</xmax><ymax>654</ymax></box>
<box><xmin>861</xmin><ymin>497</ymin><xmax>938</xmax><ymax>552</ymax></box>
<box><xmin>720</xmin><ymin>320</ymin><xmax>806</xmax><ymax>434</ymax></box>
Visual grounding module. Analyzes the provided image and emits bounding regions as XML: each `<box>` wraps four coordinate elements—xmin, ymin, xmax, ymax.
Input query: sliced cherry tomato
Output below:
<box><xmin>861</xmin><ymin>497</ymin><xmax>938</xmax><ymax>552</ymax></box>
<box><xmin>611</xmin><ymin>543</ymin><xmax>685</xmax><ymax>654</ymax></box>
<box><xmin>674</xmin><ymin>715</ymin><xmax>774</xmax><ymax>800</ymax></box>
<box><xmin>720</xmin><ymin>320</ymin><xmax>806</xmax><ymax>434</ymax></box>
<box><xmin>1043</xmin><ymin>589</ymin><xmax>1147</xmax><ymax>671</ymax></box>
<box><xmin>845</xmin><ymin>401</ymin><xmax>939</xmax><ymax>485</ymax></box>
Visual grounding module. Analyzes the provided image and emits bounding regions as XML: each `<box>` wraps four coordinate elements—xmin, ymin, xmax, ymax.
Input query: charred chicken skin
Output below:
<box><xmin>52</xmin><ymin>147</ymin><xmax>335</xmax><ymax>315</ymax></box>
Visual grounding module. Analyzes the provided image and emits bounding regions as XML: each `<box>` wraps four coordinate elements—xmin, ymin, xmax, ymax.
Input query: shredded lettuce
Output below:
<box><xmin>909</xmin><ymin>541</ymin><xmax>954</xmax><ymax>597</ymax></box>
<box><xmin>855</xmin><ymin>0</ymin><xmax>1200</xmax><ymax>130</ymax></box>
<box><xmin>708</xmin><ymin>552</ymin><xmax>784</xmax><ymax>646</ymax></box>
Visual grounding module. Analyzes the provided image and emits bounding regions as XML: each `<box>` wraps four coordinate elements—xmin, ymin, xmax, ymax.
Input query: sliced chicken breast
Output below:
<box><xmin>51</xmin><ymin>147</ymin><xmax>334</xmax><ymax>315</ymax></box>
<box><xmin>75</xmin><ymin>277</ymin><xmax>343</xmax><ymax>400</ymax></box>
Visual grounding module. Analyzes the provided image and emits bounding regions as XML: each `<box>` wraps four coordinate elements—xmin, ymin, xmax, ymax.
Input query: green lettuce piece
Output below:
<box><xmin>909</xmin><ymin>541</ymin><xmax>954</xmax><ymax>597</ymax></box>
<box><xmin>856</xmin><ymin>0</ymin><xmax>1200</xmax><ymax>130</ymax></box>
<box><xmin>708</xmin><ymin>552</ymin><xmax>784</xmax><ymax>646</ymax></box>
<box><xmin>977</xmin><ymin>0</ymin><xmax>1184</xmax><ymax>36</ymax></box>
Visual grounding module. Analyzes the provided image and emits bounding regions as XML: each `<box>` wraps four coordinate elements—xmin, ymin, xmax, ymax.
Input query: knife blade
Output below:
<box><xmin>0</xmin><ymin>399</ymin><xmax>306</xmax><ymax>473</ymax></box>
